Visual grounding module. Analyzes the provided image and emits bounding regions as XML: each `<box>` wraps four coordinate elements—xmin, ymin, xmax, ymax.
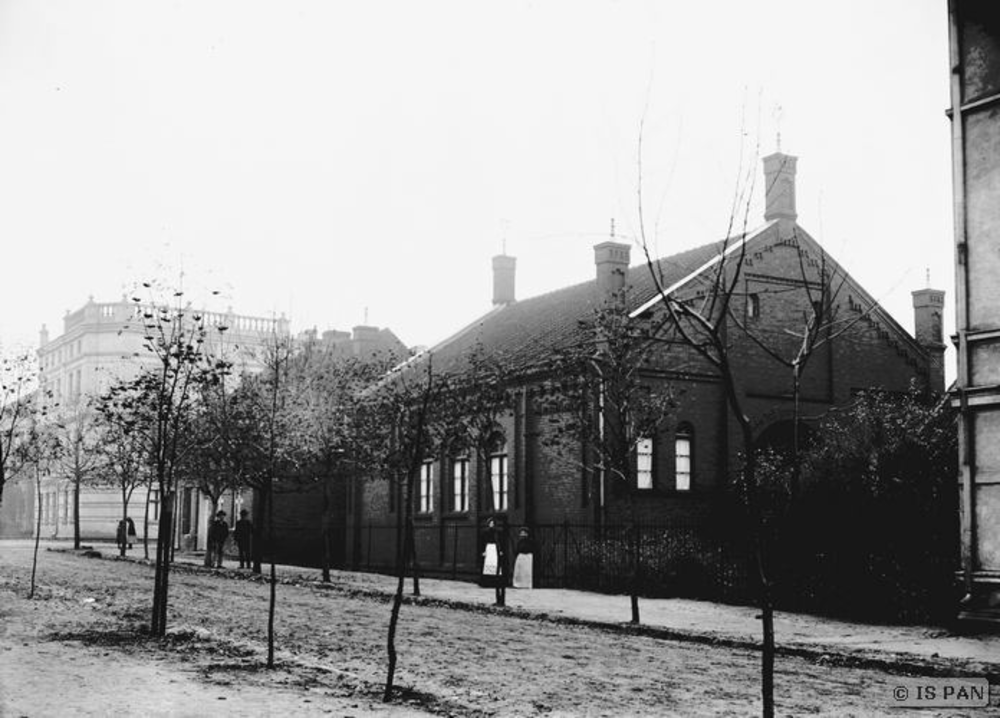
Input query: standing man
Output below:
<box><xmin>234</xmin><ymin>509</ymin><xmax>253</xmax><ymax>569</ymax></box>
<box><xmin>208</xmin><ymin>510</ymin><xmax>229</xmax><ymax>568</ymax></box>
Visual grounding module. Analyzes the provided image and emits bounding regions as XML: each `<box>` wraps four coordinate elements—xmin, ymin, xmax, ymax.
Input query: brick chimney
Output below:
<box><xmin>594</xmin><ymin>241</ymin><xmax>630</xmax><ymax>299</ymax></box>
<box><xmin>763</xmin><ymin>152</ymin><xmax>797</xmax><ymax>223</ymax></box>
<box><xmin>492</xmin><ymin>254</ymin><xmax>516</xmax><ymax>306</ymax></box>
<box><xmin>912</xmin><ymin>287</ymin><xmax>946</xmax><ymax>393</ymax></box>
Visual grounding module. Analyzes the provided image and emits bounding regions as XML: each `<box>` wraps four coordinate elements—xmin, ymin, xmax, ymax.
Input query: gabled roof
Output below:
<box><xmin>399</xmin><ymin>215</ymin><xmax>929</xmax><ymax>386</ymax></box>
<box><xmin>421</xmin><ymin>222</ymin><xmax>775</xmax><ymax>377</ymax></box>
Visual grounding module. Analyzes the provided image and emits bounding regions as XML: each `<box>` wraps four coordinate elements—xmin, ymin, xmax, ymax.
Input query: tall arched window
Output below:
<box><xmin>489</xmin><ymin>442</ymin><xmax>508</xmax><ymax>512</ymax></box>
<box><xmin>418</xmin><ymin>460</ymin><xmax>434</xmax><ymax>514</ymax></box>
<box><xmin>675</xmin><ymin>423</ymin><xmax>693</xmax><ymax>491</ymax></box>
<box><xmin>451</xmin><ymin>454</ymin><xmax>470</xmax><ymax>513</ymax></box>
<box><xmin>636</xmin><ymin>436</ymin><xmax>654</xmax><ymax>490</ymax></box>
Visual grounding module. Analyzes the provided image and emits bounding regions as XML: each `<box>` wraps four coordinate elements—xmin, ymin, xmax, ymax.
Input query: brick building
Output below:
<box><xmin>344</xmin><ymin>152</ymin><xmax>944</xmax><ymax>592</ymax></box>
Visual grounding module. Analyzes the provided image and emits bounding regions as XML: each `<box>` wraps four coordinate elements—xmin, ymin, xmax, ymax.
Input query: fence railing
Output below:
<box><xmin>345</xmin><ymin>520</ymin><xmax>753</xmax><ymax>602</ymax></box>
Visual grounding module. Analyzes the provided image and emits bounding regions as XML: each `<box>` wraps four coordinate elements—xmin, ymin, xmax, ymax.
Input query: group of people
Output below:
<box><xmin>479</xmin><ymin>517</ymin><xmax>535</xmax><ymax>589</ymax></box>
<box><xmin>115</xmin><ymin>517</ymin><xmax>137</xmax><ymax>551</ymax></box>
<box><xmin>207</xmin><ymin>508</ymin><xmax>253</xmax><ymax>569</ymax></box>
<box><xmin>114</xmin><ymin>508</ymin><xmax>252</xmax><ymax>567</ymax></box>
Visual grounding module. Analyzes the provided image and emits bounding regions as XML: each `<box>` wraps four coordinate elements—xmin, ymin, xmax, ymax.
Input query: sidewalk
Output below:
<box><xmin>87</xmin><ymin>542</ymin><xmax>1000</xmax><ymax>676</ymax></box>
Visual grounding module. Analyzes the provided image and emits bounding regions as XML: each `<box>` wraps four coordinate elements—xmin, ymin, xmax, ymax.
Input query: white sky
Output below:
<box><xmin>0</xmin><ymin>1</ymin><xmax>955</xmax><ymax>378</ymax></box>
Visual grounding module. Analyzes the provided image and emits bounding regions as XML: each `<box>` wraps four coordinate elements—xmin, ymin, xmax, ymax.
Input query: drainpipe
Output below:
<box><xmin>948</xmin><ymin>0</ymin><xmax>976</xmax><ymax>597</ymax></box>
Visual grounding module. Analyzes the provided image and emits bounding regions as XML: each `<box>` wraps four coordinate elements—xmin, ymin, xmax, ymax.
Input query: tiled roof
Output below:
<box><xmin>422</xmin><ymin>236</ymin><xmax>742</xmax><ymax>378</ymax></box>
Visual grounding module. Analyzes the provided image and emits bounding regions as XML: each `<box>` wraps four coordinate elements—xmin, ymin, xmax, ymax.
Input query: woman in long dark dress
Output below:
<box><xmin>479</xmin><ymin>518</ymin><xmax>505</xmax><ymax>588</ymax></box>
<box><xmin>512</xmin><ymin>527</ymin><xmax>535</xmax><ymax>588</ymax></box>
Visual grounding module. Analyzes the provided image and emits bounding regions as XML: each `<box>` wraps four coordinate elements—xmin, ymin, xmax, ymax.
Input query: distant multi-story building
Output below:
<box><xmin>6</xmin><ymin>296</ymin><xmax>289</xmax><ymax>544</ymax></box>
<box><xmin>37</xmin><ymin>296</ymin><xmax>288</xmax><ymax>403</ymax></box>
<box><xmin>2</xmin><ymin>294</ymin><xmax>413</xmax><ymax>557</ymax></box>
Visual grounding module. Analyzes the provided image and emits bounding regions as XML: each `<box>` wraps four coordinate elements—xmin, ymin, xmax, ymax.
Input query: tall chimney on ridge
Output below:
<box><xmin>912</xmin><ymin>286</ymin><xmax>946</xmax><ymax>393</ymax></box>
<box><xmin>594</xmin><ymin>241</ymin><xmax>630</xmax><ymax>300</ymax></box>
<box><xmin>763</xmin><ymin>151</ymin><xmax>798</xmax><ymax>223</ymax></box>
<box><xmin>492</xmin><ymin>254</ymin><xmax>516</xmax><ymax>306</ymax></box>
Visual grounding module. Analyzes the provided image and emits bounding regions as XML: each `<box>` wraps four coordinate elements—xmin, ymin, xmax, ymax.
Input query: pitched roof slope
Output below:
<box><xmin>424</xmin><ymin>237</ymin><xmax>738</xmax><ymax>376</ymax></box>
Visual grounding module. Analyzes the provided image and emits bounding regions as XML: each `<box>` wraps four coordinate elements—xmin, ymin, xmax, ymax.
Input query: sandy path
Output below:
<box><xmin>2</xmin><ymin>542</ymin><xmax>991</xmax><ymax>716</ymax></box>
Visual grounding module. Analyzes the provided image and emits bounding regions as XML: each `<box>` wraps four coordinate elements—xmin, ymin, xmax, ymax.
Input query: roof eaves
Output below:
<box><xmin>628</xmin><ymin>220</ymin><xmax>777</xmax><ymax>319</ymax></box>
<box><xmin>422</xmin><ymin>303</ymin><xmax>508</xmax><ymax>359</ymax></box>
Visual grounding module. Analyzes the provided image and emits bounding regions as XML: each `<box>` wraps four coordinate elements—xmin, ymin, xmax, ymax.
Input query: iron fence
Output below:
<box><xmin>346</xmin><ymin>520</ymin><xmax>753</xmax><ymax>602</ymax></box>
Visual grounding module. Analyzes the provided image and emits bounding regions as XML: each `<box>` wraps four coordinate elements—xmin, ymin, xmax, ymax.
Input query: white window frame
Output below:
<box><xmin>675</xmin><ymin>428</ymin><xmax>692</xmax><ymax>491</ymax></box>
<box><xmin>489</xmin><ymin>449</ymin><xmax>508</xmax><ymax>512</ymax></box>
<box><xmin>637</xmin><ymin>436</ymin><xmax>654</xmax><ymax>490</ymax></box>
<box><xmin>418</xmin><ymin>460</ymin><xmax>434</xmax><ymax>514</ymax></box>
<box><xmin>451</xmin><ymin>457</ymin><xmax>469</xmax><ymax>513</ymax></box>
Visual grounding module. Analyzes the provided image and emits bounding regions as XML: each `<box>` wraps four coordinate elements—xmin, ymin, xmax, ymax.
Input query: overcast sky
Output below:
<box><xmin>0</xmin><ymin>1</ymin><xmax>954</xmax><ymax>376</ymax></box>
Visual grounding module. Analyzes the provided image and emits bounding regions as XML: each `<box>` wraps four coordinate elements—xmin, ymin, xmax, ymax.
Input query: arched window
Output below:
<box><xmin>675</xmin><ymin>423</ymin><xmax>693</xmax><ymax>491</ymax></box>
<box><xmin>417</xmin><ymin>460</ymin><xmax>434</xmax><ymax>514</ymax></box>
<box><xmin>636</xmin><ymin>436</ymin><xmax>654</xmax><ymax>490</ymax></box>
<box><xmin>451</xmin><ymin>454</ymin><xmax>470</xmax><ymax>513</ymax></box>
<box><xmin>489</xmin><ymin>442</ymin><xmax>509</xmax><ymax>512</ymax></box>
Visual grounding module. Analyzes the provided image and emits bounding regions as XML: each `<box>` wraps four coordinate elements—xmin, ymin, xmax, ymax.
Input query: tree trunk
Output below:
<box><xmin>29</xmin><ymin>466</ymin><xmax>42</xmax><ymax>599</ymax></box>
<box><xmin>384</xmin><ymin>468</ymin><xmax>417</xmax><ymax>702</ymax></box>
<box><xmin>252</xmin><ymin>487</ymin><xmax>267</xmax><ymax>574</ymax></box>
<box><xmin>409</xmin><ymin>522</ymin><xmax>421</xmax><ymax>598</ymax></box>
<box><xmin>629</xmin><ymin>493</ymin><xmax>641</xmax><ymax>624</ymax></box>
<box><xmin>321</xmin><ymin>478</ymin><xmax>331</xmax><ymax>583</ymax></box>
<box><xmin>758</xmin><ymin>537</ymin><xmax>775</xmax><ymax>718</ymax></box>
<box><xmin>142</xmin><ymin>487</ymin><xmax>151</xmax><ymax>560</ymax></box>
<box><xmin>73</xmin><ymin>472</ymin><xmax>81</xmax><ymax>550</ymax></box>
<box><xmin>119</xmin><ymin>487</ymin><xmax>129</xmax><ymax>558</ymax></box>
<box><xmin>266</xmin><ymin>477</ymin><xmax>277</xmax><ymax>669</ymax></box>
<box><xmin>790</xmin><ymin>364</ymin><xmax>802</xmax><ymax>500</ymax></box>
<box><xmin>716</xmin><ymin>351</ymin><xmax>775</xmax><ymax>718</ymax></box>
<box><xmin>151</xmin><ymin>491</ymin><xmax>174</xmax><ymax>636</ymax></box>
<box><xmin>383</xmin><ymin>518</ymin><xmax>412</xmax><ymax>702</ymax></box>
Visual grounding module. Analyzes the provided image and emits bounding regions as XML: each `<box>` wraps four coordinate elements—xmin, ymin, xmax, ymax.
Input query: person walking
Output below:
<box><xmin>208</xmin><ymin>510</ymin><xmax>230</xmax><ymax>568</ymax></box>
<box><xmin>234</xmin><ymin>509</ymin><xmax>253</xmax><ymax>569</ymax></box>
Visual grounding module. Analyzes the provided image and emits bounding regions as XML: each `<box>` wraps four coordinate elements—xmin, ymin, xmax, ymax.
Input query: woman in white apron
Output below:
<box><xmin>512</xmin><ymin>527</ymin><xmax>535</xmax><ymax>588</ymax></box>
<box><xmin>479</xmin><ymin>518</ymin><xmax>504</xmax><ymax>588</ymax></box>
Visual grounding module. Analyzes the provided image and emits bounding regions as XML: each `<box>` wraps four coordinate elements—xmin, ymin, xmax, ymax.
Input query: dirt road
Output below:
<box><xmin>0</xmin><ymin>542</ymin><xmax>986</xmax><ymax>716</ymax></box>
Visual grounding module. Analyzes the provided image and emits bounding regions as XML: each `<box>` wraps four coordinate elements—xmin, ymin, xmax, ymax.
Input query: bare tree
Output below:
<box><xmin>52</xmin><ymin>397</ymin><xmax>102</xmax><ymax>549</ymax></box>
<box><xmin>98</xmin><ymin>285</ymin><xmax>210</xmax><ymax>636</ymax></box>
<box><xmin>438</xmin><ymin>344</ymin><xmax>519</xmax><ymax>606</ymax></box>
<box><xmin>92</xmin><ymin>402</ymin><xmax>150</xmax><ymax>557</ymax></box>
<box><xmin>10</xmin><ymin>394</ymin><xmax>60</xmax><ymax>598</ymax></box>
<box><xmin>220</xmin><ymin>333</ymin><xmax>300</xmax><ymax>667</ymax></box>
<box><xmin>289</xmin><ymin>341</ymin><xmax>396</xmax><ymax>582</ymax></box>
<box><xmin>354</xmin><ymin>354</ymin><xmax>450</xmax><ymax>702</ymax></box>
<box><xmin>540</xmin><ymin>297</ymin><xmax>676</xmax><ymax>623</ymax></box>
<box><xmin>725</xmin><ymin>229</ymin><xmax>879</xmax><ymax>498</ymax></box>
<box><xmin>633</xmin><ymin>120</ymin><xmax>780</xmax><ymax>713</ymax></box>
<box><xmin>0</xmin><ymin>352</ymin><xmax>37</xmax><ymax>511</ymax></box>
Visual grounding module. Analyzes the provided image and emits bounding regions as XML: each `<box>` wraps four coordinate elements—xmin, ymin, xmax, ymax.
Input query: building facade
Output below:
<box><xmin>5</xmin><ymin>297</ymin><xmax>289</xmax><ymax>545</ymax></box>
<box><xmin>948</xmin><ymin>0</ymin><xmax>1000</xmax><ymax>623</ymax></box>
<box><xmin>343</xmin><ymin>153</ymin><xmax>946</xmax><ymax>594</ymax></box>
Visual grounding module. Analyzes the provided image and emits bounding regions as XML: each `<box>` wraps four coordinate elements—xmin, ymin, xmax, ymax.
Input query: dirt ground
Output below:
<box><xmin>0</xmin><ymin>541</ymin><xmax>993</xmax><ymax>717</ymax></box>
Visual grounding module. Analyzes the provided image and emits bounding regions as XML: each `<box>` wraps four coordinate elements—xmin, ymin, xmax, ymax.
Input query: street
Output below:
<box><xmin>0</xmin><ymin>541</ymin><xmax>993</xmax><ymax>717</ymax></box>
